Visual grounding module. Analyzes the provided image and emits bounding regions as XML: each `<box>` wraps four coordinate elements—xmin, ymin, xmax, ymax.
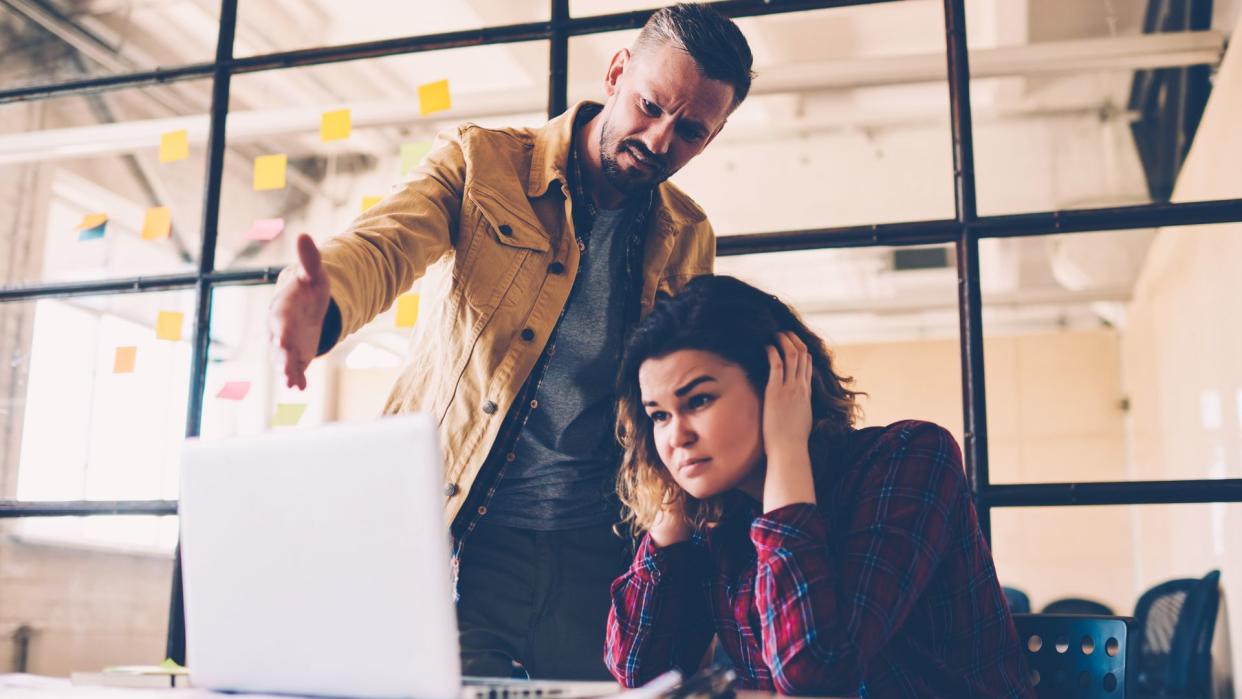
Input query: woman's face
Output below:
<box><xmin>638</xmin><ymin>349</ymin><xmax>765</xmax><ymax>500</ymax></box>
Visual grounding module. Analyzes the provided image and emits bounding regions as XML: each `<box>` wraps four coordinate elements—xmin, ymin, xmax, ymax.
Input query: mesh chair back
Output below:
<box><xmin>1133</xmin><ymin>569</ymin><xmax>1222</xmax><ymax>697</ymax></box>
<box><xmin>1005</xmin><ymin>586</ymin><xmax>1032</xmax><ymax>614</ymax></box>
<box><xmin>1044</xmin><ymin>598</ymin><xmax>1117</xmax><ymax>616</ymax></box>
<box><xmin>1014</xmin><ymin>613</ymin><xmax>1135</xmax><ymax>698</ymax></box>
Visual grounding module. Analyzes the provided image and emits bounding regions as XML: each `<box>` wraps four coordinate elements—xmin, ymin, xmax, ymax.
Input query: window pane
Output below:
<box><xmin>216</xmin><ymin>44</ymin><xmax>549</xmax><ymax>271</ymax></box>
<box><xmin>0</xmin><ymin>81</ymin><xmax>213</xmax><ymax>285</ymax></box>
<box><xmin>982</xmin><ymin>222</ymin><xmax>1242</xmax><ymax>484</ymax></box>
<box><xmin>991</xmin><ymin>504</ymin><xmax>1240</xmax><ymax>685</ymax></box>
<box><xmin>718</xmin><ymin>246</ymin><xmax>964</xmax><ymax>442</ymax></box>
<box><xmin>0</xmin><ymin>291</ymin><xmax>194</xmax><ymax>502</ymax></box>
<box><xmin>568</xmin><ymin>3</ymin><xmax>956</xmax><ymax>234</ymax></box>
<box><xmin>233</xmin><ymin>1</ymin><xmax>549</xmax><ymax>57</ymax></box>
<box><xmin>0</xmin><ymin>515</ymin><xmax>176</xmax><ymax>676</ymax></box>
<box><xmin>966</xmin><ymin>0</ymin><xmax>1237</xmax><ymax>215</ymax></box>
<box><xmin>0</xmin><ymin>2</ymin><xmax>218</xmax><ymax>90</ymax></box>
<box><xmin>202</xmin><ymin>283</ymin><xmax>412</xmax><ymax>438</ymax></box>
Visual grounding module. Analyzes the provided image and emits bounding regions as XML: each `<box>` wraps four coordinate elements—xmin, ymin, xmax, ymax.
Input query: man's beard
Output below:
<box><xmin>599</xmin><ymin>119</ymin><xmax>670</xmax><ymax>195</ymax></box>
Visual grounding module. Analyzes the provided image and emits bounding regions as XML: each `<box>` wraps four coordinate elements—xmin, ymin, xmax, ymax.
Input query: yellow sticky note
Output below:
<box><xmin>253</xmin><ymin>154</ymin><xmax>287</xmax><ymax>191</ymax></box>
<box><xmin>418</xmin><ymin>80</ymin><xmax>451</xmax><ymax>116</ymax></box>
<box><xmin>399</xmin><ymin>141</ymin><xmax>433</xmax><ymax>176</ymax></box>
<box><xmin>361</xmin><ymin>195</ymin><xmax>383</xmax><ymax>213</ymax></box>
<box><xmin>272</xmin><ymin>403</ymin><xmax>308</xmax><ymax>427</ymax></box>
<box><xmin>142</xmin><ymin>207</ymin><xmax>172</xmax><ymax>240</ymax></box>
<box><xmin>320</xmin><ymin>108</ymin><xmax>351</xmax><ymax>142</ymax></box>
<box><xmin>395</xmin><ymin>293</ymin><xmax>419</xmax><ymax>328</ymax></box>
<box><xmin>77</xmin><ymin>212</ymin><xmax>108</xmax><ymax>229</ymax></box>
<box><xmin>160</xmin><ymin>129</ymin><xmax>189</xmax><ymax>163</ymax></box>
<box><xmin>155</xmin><ymin>311</ymin><xmax>183</xmax><ymax>341</ymax></box>
<box><xmin>113</xmin><ymin>346</ymin><xmax>137</xmax><ymax>374</ymax></box>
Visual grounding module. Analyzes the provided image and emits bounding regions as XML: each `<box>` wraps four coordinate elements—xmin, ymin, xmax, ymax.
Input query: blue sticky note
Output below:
<box><xmin>78</xmin><ymin>222</ymin><xmax>107</xmax><ymax>240</ymax></box>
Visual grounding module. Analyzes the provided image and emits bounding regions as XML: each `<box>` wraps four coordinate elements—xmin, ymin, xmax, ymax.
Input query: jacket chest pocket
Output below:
<box><xmin>455</xmin><ymin>186</ymin><xmax>551</xmax><ymax>317</ymax></box>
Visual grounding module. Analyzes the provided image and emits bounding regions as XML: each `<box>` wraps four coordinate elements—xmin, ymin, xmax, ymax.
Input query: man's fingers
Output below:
<box><xmin>295</xmin><ymin>233</ymin><xmax>324</xmax><ymax>283</ymax></box>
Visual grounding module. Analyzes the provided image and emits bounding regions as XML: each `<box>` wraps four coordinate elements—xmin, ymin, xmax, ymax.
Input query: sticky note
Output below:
<box><xmin>320</xmin><ymin>108</ymin><xmax>351</xmax><ymax>142</ymax></box>
<box><xmin>361</xmin><ymin>195</ymin><xmax>383</xmax><ymax>213</ymax></box>
<box><xmin>160</xmin><ymin>129</ymin><xmax>189</xmax><ymax>163</ymax></box>
<box><xmin>78</xmin><ymin>223</ymin><xmax>106</xmax><ymax>241</ymax></box>
<box><xmin>155</xmin><ymin>311</ymin><xmax>183</xmax><ymax>341</ymax></box>
<box><xmin>399</xmin><ymin>141</ymin><xmax>433</xmax><ymax>176</ymax></box>
<box><xmin>396</xmin><ymin>293</ymin><xmax>419</xmax><ymax>328</ymax></box>
<box><xmin>246</xmin><ymin>217</ymin><xmax>285</xmax><ymax>241</ymax></box>
<box><xmin>272</xmin><ymin>403</ymin><xmax>307</xmax><ymax>427</ymax></box>
<box><xmin>418</xmin><ymin>80</ymin><xmax>451</xmax><ymax>115</ymax></box>
<box><xmin>216</xmin><ymin>381</ymin><xmax>251</xmax><ymax>401</ymax></box>
<box><xmin>113</xmin><ymin>346</ymin><xmax>137</xmax><ymax>374</ymax></box>
<box><xmin>78</xmin><ymin>213</ymin><xmax>108</xmax><ymax>229</ymax></box>
<box><xmin>142</xmin><ymin>207</ymin><xmax>172</xmax><ymax>240</ymax></box>
<box><xmin>253</xmin><ymin>154</ymin><xmax>287</xmax><ymax>191</ymax></box>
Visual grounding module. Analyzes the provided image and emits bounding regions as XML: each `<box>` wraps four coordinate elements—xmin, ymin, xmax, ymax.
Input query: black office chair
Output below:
<box><xmin>1045</xmin><ymin>598</ymin><xmax>1117</xmax><ymax>616</ymax></box>
<box><xmin>1133</xmin><ymin>570</ymin><xmax>1223</xmax><ymax>698</ymax></box>
<box><xmin>1014</xmin><ymin>613</ymin><xmax>1136</xmax><ymax>697</ymax></box>
<box><xmin>1005</xmin><ymin>586</ymin><xmax>1032</xmax><ymax>614</ymax></box>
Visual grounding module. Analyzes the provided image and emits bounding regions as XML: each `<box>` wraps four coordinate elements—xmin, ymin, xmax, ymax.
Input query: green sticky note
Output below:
<box><xmin>399</xmin><ymin>141</ymin><xmax>433</xmax><ymax>176</ymax></box>
<box><xmin>272</xmin><ymin>403</ymin><xmax>308</xmax><ymax>427</ymax></box>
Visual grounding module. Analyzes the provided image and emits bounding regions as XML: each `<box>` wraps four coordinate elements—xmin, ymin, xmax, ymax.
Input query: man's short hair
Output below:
<box><xmin>634</xmin><ymin>3</ymin><xmax>756</xmax><ymax>110</ymax></box>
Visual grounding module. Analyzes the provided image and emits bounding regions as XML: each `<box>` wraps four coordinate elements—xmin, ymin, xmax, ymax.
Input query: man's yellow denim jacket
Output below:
<box><xmin>317</xmin><ymin>101</ymin><xmax>716</xmax><ymax>527</ymax></box>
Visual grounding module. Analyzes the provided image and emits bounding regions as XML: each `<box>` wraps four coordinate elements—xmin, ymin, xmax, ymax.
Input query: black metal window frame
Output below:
<box><xmin>3</xmin><ymin>0</ymin><xmax>1242</xmax><ymax>663</ymax></box>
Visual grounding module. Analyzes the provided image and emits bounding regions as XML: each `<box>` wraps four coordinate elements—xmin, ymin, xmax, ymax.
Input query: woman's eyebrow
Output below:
<box><xmin>642</xmin><ymin>375</ymin><xmax>717</xmax><ymax>407</ymax></box>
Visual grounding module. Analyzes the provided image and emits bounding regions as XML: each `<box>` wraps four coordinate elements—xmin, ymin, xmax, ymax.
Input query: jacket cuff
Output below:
<box><xmin>316</xmin><ymin>298</ymin><xmax>342</xmax><ymax>357</ymax></box>
<box><xmin>750</xmin><ymin>503</ymin><xmax>826</xmax><ymax>550</ymax></box>
<box><xmin>630</xmin><ymin>533</ymin><xmax>697</xmax><ymax>585</ymax></box>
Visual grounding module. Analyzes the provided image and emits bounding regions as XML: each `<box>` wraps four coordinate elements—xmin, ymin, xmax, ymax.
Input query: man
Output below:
<box><xmin>267</xmin><ymin>3</ymin><xmax>754</xmax><ymax>681</ymax></box>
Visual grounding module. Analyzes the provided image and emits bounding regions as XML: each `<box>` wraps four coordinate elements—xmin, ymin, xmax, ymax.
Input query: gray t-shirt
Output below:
<box><xmin>484</xmin><ymin>205</ymin><xmax>631</xmax><ymax>530</ymax></box>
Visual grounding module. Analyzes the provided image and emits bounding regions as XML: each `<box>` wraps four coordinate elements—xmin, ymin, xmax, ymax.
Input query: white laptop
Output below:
<box><xmin>179</xmin><ymin>414</ymin><xmax>620</xmax><ymax>699</ymax></box>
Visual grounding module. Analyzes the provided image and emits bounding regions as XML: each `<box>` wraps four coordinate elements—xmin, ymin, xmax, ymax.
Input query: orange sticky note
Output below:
<box><xmin>113</xmin><ymin>346</ymin><xmax>137</xmax><ymax>374</ymax></box>
<box><xmin>418</xmin><ymin>80</ymin><xmax>451</xmax><ymax>115</ymax></box>
<box><xmin>160</xmin><ymin>129</ymin><xmax>189</xmax><ymax>163</ymax></box>
<box><xmin>361</xmin><ymin>195</ymin><xmax>383</xmax><ymax>213</ymax></box>
<box><xmin>77</xmin><ymin>212</ymin><xmax>108</xmax><ymax>229</ymax></box>
<box><xmin>142</xmin><ymin>207</ymin><xmax>172</xmax><ymax>240</ymax></box>
<box><xmin>320</xmin><ymin>108</ymin><xmax>351</xmax><ymax>142</ymax></box>
<box><xmin>272</xmin><ymin>403</ymin><xmax>307</xmax><ymax>427</ymax></box>
<box><xmin>155</xmin><ymin>311</ymin><xmax>183</xmax><ymax>341</ymax></box>
<box><xmin>216</xmin><ymin>381</ymin><xmax>251</xmax><ymax>401</ymax></box>
<box><xmin>253</xmin><ymin>154</ymin><xmax>287</xmax><ymax>191</ymax></box>
<box><xmin>395</xmin><ymin>293</ymin><xmax>419</xmax><ymax>328</ymax></box>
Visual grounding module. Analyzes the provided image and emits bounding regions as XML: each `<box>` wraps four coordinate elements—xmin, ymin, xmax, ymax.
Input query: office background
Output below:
<box><xmin>1</xmin><ymin>0</ymin><xmax>1241</xmax><ymax>687</ymax></box>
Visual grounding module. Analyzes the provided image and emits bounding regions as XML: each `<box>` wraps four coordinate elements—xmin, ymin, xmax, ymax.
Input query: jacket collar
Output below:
<box><xmin>527</xmin><ymin>100</ymin><xmax>596</xmax><ymax>198</ymax></box>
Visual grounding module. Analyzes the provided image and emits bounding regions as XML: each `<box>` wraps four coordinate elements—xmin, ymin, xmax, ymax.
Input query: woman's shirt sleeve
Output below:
<box><xmin>605</xmin><ymin>533</ymin><xmax>715</xmax><ymax>687</ymax></box>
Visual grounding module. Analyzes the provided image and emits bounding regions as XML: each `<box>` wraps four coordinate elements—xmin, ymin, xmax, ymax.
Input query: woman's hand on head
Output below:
<box><xmin>649</xmin><ymin>489</ymin><xmax>693</xmax><ymax>548</ymax></box>
<box><xmin>762</xmin><ymin>331</ymin><xmax>814</xmax><ymax>453</ymax></box>
<box><xmin>761</xmin><ymin>331</ymin><xmax>817</xmax><ymax>512</ymax></box>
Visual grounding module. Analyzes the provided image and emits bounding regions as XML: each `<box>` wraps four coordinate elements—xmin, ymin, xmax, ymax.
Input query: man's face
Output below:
<box><xmin>598</xmin><ymin>42</ymin><xmax>736</xmax><ymax>194</ymax></box>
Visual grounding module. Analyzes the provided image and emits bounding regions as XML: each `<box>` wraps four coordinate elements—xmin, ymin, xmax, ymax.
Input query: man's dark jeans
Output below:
<box><xmin>456</xmin><ymin>519</ymin><xmax>631</xmax><ymax>680</ymax></box>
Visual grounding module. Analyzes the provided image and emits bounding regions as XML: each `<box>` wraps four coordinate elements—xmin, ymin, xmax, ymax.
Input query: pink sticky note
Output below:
<box><xmin>216</xmin><ymin>381</ymin><xmax>251</xmax><ymax>401</ymax></box>
<box><xmin>246</xmin><ymin>218</ymin><xmax>285</xmax><ymax>241</ymax></box>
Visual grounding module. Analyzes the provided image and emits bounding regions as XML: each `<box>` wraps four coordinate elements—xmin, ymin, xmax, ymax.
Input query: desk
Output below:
<box><xmin>1</xmin><ymin>675</ymin><xmax>853</xmax><ymax>699</ymax></box>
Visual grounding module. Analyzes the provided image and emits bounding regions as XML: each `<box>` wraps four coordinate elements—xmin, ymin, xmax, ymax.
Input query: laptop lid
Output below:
<box><xmin>179</xmin><ymin>414</ymin><xmax>460</xmax><ymax>699</ymax></box>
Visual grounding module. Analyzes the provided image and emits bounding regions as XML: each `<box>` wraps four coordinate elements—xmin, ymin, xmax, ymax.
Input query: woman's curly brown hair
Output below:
<box><xmin>615</xmin><ymin>275</ymin><xmax>862</xmax><ymax>536</ymax></box>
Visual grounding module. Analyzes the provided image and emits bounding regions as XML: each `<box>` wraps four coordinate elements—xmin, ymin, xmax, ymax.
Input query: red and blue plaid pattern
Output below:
<box><xmin>606</xmin><ymin>421</ymin><xmax>1033</xmax><ymax>698</ymax></box>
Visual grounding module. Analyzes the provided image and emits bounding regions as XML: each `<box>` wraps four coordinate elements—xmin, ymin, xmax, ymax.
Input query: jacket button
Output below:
<box><xmin>547</xmin><ymin>261</ymin><xmax>565</xmax><ymax>275</ymax></box>
<box><xmin>443</xmin><ymin>483</ymin><xmax>459</xmax><ymax>497</ymax></box>
<box><xmin>481</xmin><ymin>401</ymin><xmax>497</xmax><ymax>415</ymax></box>
<box><xmin>521</xmin><ymin>328</ymin><xmax>535</xmax><ymax>341</ymax></box>
<box><xmin>498</xmin><ymin>224</ymin><xmax>513</xmax><ymax>236</ymax></box>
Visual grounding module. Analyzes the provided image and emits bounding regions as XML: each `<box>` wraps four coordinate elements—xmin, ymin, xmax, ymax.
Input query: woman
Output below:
<box><xmin>605</xmin><ymin>276</ymin><xmax>1032</xmax><ymax>698</ymax></box>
